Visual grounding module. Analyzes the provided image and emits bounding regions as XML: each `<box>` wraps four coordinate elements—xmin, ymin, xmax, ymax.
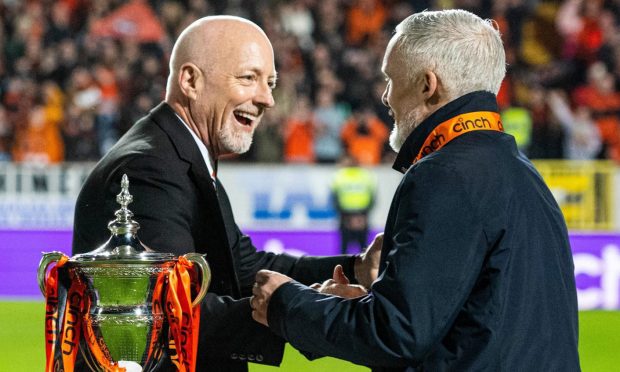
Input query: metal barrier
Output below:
<box><xmin>0</xmin><ymin>162</ymin><xmax>94</xmax><ymax>197</ymax></box>
<box><xmin>532</xmin><ymin>160</ymin><xmax>616</xmax><ymax>231</ymax></box>
<box><xmin>0</xmin><ymin>163</ymin><xmax>95</xmax><ymax>229</ymax></box>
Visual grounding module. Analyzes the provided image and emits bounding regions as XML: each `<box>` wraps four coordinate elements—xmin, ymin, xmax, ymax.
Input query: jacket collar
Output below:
<box><xmin>392</xmin><ymin>91</ymin><xmax>499</xmax><ymax>173</ymax></box>
<box><xmin>148</xmin><ymin>101</ymin><xmax>219</xmax><ymax>191</ymax></box>
<box><xmin>148</xmin><ymin>102</ymin><xmax>204</xmax><ymax>165</ymax></box>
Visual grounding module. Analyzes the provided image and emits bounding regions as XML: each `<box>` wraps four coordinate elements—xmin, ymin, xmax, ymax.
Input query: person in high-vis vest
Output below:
<box><xmin>331</xmin><ymin>156</ymin><xmax>377</xmax><ymax>254</ymax></box>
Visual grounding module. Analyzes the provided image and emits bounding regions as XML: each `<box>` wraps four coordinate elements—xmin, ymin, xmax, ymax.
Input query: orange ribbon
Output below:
<box><xmin>44</xmin><ymin>254</ymin><xmax>69</xmax><ymax>372</ymax></box>
<box><xmin>413</xmin><ymin>111</ymin><xmax>503</xmax><ymax>164</ymax></box>
<box><xmin>44</xmin><ymin>255</ymin><xmax>126</xmax><ymax>372</ymax></box>
<box><xmin>167</xmin><ymin>256</ymin><xmax>201</xmax><ymax>372</ymax></box>
<box><xmin>83</xmin><ymin>310</ymin><xmax>126</xmax><ymax>371</ymax></box>
<box><xmin>60</xmin><ymin>269</ymin><xmax>87</xmax><ymax>371</ymax></box>
<box><xmin>144</xmin><ymin>270</ymin><xmax>167</xmax><ymax>368</ymax></box>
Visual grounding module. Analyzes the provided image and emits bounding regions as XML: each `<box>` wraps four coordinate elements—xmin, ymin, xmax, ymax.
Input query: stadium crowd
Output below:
<box><xmin>1</xmin><ymin>0</ymin><xmax>620</xmax><ymax>165</ymax></box>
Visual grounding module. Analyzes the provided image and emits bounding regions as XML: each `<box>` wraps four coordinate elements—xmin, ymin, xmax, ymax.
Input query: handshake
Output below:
<box><xmin>250</xmin><ymin>233</ymin><xmax>383</xmax><ymax>326</ymax></box>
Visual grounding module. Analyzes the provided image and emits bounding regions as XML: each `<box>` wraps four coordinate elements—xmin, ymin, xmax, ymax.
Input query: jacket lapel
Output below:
<box><xmin>149</xmin><ymin>102</ymin><xmax>240</xmax><ymax>296</ymax></box>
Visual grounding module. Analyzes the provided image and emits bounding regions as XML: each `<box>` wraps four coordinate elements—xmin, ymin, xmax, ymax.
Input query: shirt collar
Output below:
<box><xmin>175</xmin><ymin>114</ymin><xmax>217</xmax><ymax>180</ymax></box>
<box><xmin>392</xmin><ymin>91</ymin><xmax>499</xmax><ymax>173</ymax></box>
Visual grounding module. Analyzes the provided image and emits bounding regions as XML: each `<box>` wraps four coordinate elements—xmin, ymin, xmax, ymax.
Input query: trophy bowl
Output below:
<box><xmin>38</xmin><ymin>175</ymin><xmax>210</xmax><ymax>371</ymax></box>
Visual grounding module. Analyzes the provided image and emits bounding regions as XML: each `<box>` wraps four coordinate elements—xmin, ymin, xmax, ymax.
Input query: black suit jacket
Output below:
<box><xmin>72</xmin><ymin>102</ymin><xmax>356</xmax><ymax>371</ymax></box>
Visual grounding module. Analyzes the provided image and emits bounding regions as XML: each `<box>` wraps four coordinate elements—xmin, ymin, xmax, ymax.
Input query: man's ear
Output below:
<box><xmin>423</xmin><ymin>70</ymin><xmax>443</xmax><ymax>106</ymax></box>
<box><xmin>422</xmin><ymin>70</ymin><xmax>438</xmax><ymax>98</ymax></box>
<box><xmin>178</xmin><ymin>63</ymin><xmax>201</xmax><ymax>100</ymax></box>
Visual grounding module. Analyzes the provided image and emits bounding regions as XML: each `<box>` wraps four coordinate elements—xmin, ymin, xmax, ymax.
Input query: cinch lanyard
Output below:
<box><xmin>413</xmin><ymin>111</ymin><xmax>503</xmax><ymax>164</ymax></box>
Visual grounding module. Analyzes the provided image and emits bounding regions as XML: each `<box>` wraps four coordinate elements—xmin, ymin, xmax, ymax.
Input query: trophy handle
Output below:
<box><xmin>37</xmin><ymin>252</ymin><xmax>67</xmax><ymax>296</ymax></box>
<box><xmin>183</xmin><ymin>253</ymin><xmax>211</xmax><ymax>308</ymax></box>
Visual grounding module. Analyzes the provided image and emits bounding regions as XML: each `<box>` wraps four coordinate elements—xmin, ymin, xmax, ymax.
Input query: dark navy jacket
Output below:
<box><xmin>268</xmin><ymin>92</ymin><xmax>581</xmax><ymax>371</ymax></box>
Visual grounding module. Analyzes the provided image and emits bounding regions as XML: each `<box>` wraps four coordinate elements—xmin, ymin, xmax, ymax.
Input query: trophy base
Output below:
<box><xmin>118</xmin><ymin>360</ymin><xmax>144</xmax><ymax>372</ymax></box>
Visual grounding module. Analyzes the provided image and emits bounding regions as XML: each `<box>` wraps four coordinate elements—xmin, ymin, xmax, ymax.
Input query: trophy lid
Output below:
<box><xmin>72</xmin><ymin>174</ymin><xmax>175</xmax><ymax>263</ymax></box>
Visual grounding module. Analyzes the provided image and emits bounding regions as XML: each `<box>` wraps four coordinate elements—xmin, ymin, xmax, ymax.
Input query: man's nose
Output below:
<box><xmin>381</xmin><ymin>90</ymin><xmax>389</xmax><ymax>108</ymax></box>
<box><xmin>255</xmin><ymin>82</ymin><xmax>275</xmax><ymax>108</ymax></box>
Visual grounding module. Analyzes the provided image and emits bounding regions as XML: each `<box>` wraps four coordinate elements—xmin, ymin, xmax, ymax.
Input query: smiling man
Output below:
<box><xmin>252</xmin><ymin>9</ymin><xmax>581</xmax><ymax>372</ymax></box>
<box><xmin>72</xmin><ymin>16</ymin><xmax>381</xmax><ymax>371</ymax></box>
<box><xmin>165</xmin><ymin>16</ymin><xmax>276</xmax><ymax>158</ymax></box>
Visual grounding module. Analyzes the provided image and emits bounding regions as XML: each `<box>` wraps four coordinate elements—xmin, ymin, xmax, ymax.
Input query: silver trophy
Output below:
<box><xmin>38</xmin><ymin>174</ymin><xmax>210</xmax><ymax>371</ymax></box>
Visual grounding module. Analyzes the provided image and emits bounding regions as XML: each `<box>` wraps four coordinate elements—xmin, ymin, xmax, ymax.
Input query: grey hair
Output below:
<box><xmin>394</xmin><ymin>9</ymin><xmax>506</xmax><ymax>99</ymax></box>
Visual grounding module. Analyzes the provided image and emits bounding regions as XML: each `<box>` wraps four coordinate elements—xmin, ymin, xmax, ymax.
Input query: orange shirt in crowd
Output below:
<box><xmin>341</xmin><ymin>115</ymin><xmax>388</xmax><ymax>165</ymax></box>
<box><xmin>13</xmin><ymin>106</ymin><xmax>64</xmax><ymax>164</ymax></box>
<box><xmin>573</xmin><ymin>85</ymin><xmax>620</xmax><ymax>161</ymax></box>
<box><xmin>576</xmin><ymin>17</ymin><xmax>604</xmax><ymax>62</ymax></box>
<box><xmin>284</xmin><ymin>118</ymin><xmax>315</xmax><ymax>163</ymax></box>
<box><xmin>346</xmin><ymin>0</ymin><xmax>387</xmax><ymax>45</ymax></box>
<box><xmin>95</xmin><ymin>65</ymin><xmax>119</xmax><ymax>102</ymax></box>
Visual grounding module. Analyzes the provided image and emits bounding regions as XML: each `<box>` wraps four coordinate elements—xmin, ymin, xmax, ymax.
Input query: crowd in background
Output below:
<box><xmin>1</xmin><ymin>0</ymin><xmax>620</xmax><ymax>165</ymax></box>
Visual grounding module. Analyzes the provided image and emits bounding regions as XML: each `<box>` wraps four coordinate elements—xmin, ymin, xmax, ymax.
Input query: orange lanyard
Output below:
<box><xmin>413</xmin><ymin>111</ymin><xmax>503</xmax><ymax>164</ymax></box>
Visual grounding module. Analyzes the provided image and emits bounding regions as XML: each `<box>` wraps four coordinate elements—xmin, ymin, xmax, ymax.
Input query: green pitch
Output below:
<box><xmin>1</xmin><ymin>301</ymin><xmax>618</xmax><ymax>371</ymax></box>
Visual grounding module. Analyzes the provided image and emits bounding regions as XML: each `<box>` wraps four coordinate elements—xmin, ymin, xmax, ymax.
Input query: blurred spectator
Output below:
<box><xmin>384</xmin><ymin>1</ymin><xmax>416</xmax><ymax>31</ymax></box>
<box><xmin>252</xmin><ymin>109</ymin><xmax>284</xmax><ymax>163</ymax></box>
<box><xmin>307</xmin><ymin>42</ymin><xmax>345</xmax><ymax>101</ymax></box>
<box><xmin>341</xmin><ymin>106</ymin><xmax>388</xmax><ymax>165</ymax></box>
<box><xmin>12</xmin><ymin>94</ymin><xmax>64</xmax><ymax>164</ymax></box>
<box><xmin>519</xmin><ymin>1</ymin><xmax>562</xmax><ymax>67</ymax></box>
<box><xmin>595</xmin><ymin>9</ymin><xmax>620</xmax><ymax>74</ymax></box>
<box><xmin>62</xmin><ymin>104</ymin><xmax>99</xmax><ymax>161</ymax></box>
<box><xmin>2</xmin><ymin>0</ymin><xmax>620</xmax><ymax>165</ymax></box>
<box><xmin>279</xmin><ymin>0</ymin><xmax>315</xmax><ymax>51</ymax></box>
<box><xmin>119</xmin><ymin>92</ymin><xmax>155</xmax><ymax>136</ymax></box>
<box><xmin>44</xmin><ymin>2</ymin><xmax>72</xmax><ymax>45</ymax></box>
<box><xmin>496</xmin><ymin>73</ymin><xmax>514</xmax><ymax>110</ymax></box>
<box><xmin>313</xmin><ymin>88</ymin><xmax>349</xmax><ymax>163</ymax></box>
<box><xmin>572</xmin><ymin>61</ymin><xmax>620</xmax><ymax>161</ymax></box>
<box><xmin>66</xmin><ymin>67</ymin><xmax>104</xmax><ymax>157</ymax></box>
<box><xmin>0</xmin><ymin>105</ymin><xmax>11</xmax><ymax>161</ymax></box>
<box><xmin>346</xmin><ymin>0</ymin><xmax>387</xmax><ymax>46</ymax></box>
<box><xmin>54</xmin><ymin>38</ymin><xmax>80</xmax><ymax>86</ymax></box>
<box><xmin>93</xmin><ymin>63</ymin><xmax>120</xmax><ymax>155</ymax></box>
<box><xmin>251</xmin><ymin>72</ymin><xmax>297</xmax><ymax>163</ymax></box>
<box><xmin>557</xmin><ymin>0</ymin><xmax>605</xmax><ymax>64</ymax></box>
<box><xmin>492</xmin><ymin>0</ymin><xmax>528</xmax><ymax>51</ymax></box>
<box><xmin>42</xmin><ymin>81</ymin><xmax>65</xmax><ymax>127</ymax></box>
<box><xmin>313</xmin><ymin>1</ymin><xmax>346</xmax><ymax>54</ymax></box>
<box><xmin>547</xmin><ymin>90</ymin><xmax>602</xmax><ymax>160</ymax></box>
<box><xmin>501</xmin><ymin>104</ymin><xmax>533</xmax><ymax>153</ymax></box>
<box><xmin>284</xmin><ymin>95</ymin><xmax>317</xmax><ymax>163</ymax></box>
<box><xmin>340</xmin><ymin>48</ymin><xmax>380</xmax><ymax>109</ymax></box>
<box><xmin>527</xmin><ymin>85</ymin><xmax>565</xmax><ymax>159</ymax></box>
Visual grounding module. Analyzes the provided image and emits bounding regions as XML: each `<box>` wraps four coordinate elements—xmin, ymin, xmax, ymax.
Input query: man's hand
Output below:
<box><xmin>354</xmin><ymin>232</ymin><xmax>383</xmax><ymax>288</ymax></box>
<box><xmin>251</xmin><ymin>270</ymin><xmax>293</xmax><ymax>326</ymax></box>
<box><xmin>311</xmin><ymin>265</ymin><xmax>368</xmax><ymax>298</ymax></box>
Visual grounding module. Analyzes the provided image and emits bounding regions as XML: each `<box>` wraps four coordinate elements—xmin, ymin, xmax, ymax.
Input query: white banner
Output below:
<box><xmin>0</xmin><ymin>162</ymin><xmax>403</xmax><ymax>230</ymax></box>
<box><xmin>218</xmin><ymin>164</ymin><xmax>402</xmax><ymax>230</ymax></box>
<box><xmin>1</xmin><ymin>162</ymin><xmax>617</xmax><ymax>231</ymax></box>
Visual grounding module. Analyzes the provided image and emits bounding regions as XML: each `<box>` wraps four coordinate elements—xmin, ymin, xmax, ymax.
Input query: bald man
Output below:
<box><xmin>72</xmin><ymin>16</ymin><xmax>380</xmax><ymax>371</ymax></box>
